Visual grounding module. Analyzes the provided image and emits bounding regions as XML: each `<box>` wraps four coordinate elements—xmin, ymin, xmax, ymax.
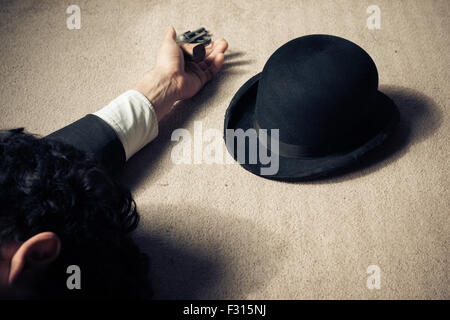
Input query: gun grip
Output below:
<box><xmin>179</xmin><ymin>43</ymin><xmax>206</xmax><ymax>62</ymax></box>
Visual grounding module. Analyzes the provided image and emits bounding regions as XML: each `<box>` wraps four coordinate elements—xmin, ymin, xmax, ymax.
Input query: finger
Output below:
<box><xmin>212</xmin><ymin>38</ymin><xmax>228</xmax><ymax>54</ymax></box>
<box><xmin>208</xmin><ymin>53</ymin><xmax>225</xmax><ymax>78</ymax></box>
<box><xmin>196</xmin><ymin>58</ymin><xmax>216</xmax><ymax>83</ymax></box>
<box><xmin>204</xmin><ymin>42</ymin><xmax>214</xmax><ymax>58</ymax></box>
<box><xmin>204</xmin><ymin>67</ymin><xmax>213</xmax><ymax>82</ymax></box>
<box><xmin>205</xmin><ymin>38</ymin><xmax>228</xmax><ymax>65</ymax></box>
<box><xmin>187</xmin><ymin>62</ymin><xmax>208</xmax><ymax>86</ymax></box>
<box><xmin>197</xmin><ymin>60</ymin><xmax>208</xmax><ymax>71</ymax></box>
<box><xmin>204</xmin><ymin>38</ymin><xmax>228</xmax><ymax>60</ymax></box>
<box><xmin>164</xmin><ymin>26</ymin><xmax>177</xmax><ymax>42</ymax></box>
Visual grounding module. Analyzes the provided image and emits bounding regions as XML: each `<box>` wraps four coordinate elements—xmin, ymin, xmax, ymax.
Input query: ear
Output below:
<box><xmin>8</xmin><ymin>232</ymin><xmax>61</xmax><ymax>284</ymax></box>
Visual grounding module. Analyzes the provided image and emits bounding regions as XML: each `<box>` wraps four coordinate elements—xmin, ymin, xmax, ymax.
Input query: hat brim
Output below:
<box><xmin>224</xmin><ymin>73</ymin><xmax>400</xmax><ymax>181</ymax></box>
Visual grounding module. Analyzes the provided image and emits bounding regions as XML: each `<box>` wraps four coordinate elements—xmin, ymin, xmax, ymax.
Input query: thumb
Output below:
<box><xmin>164</xmin><ymin>26</ymin><xmax>176</xmax><ymax>42</ymax></box>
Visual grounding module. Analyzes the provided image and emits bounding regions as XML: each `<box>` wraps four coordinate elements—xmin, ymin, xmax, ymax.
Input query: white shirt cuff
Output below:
<box><xmin>93</xmin><ymin>90</ymin><xmax>159</xmax><ymax>161</ymax></box>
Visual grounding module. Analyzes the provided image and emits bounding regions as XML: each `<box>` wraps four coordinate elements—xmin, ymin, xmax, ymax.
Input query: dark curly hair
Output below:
<box><xmin>0</xmin><ymin>128</ymin><xmax>151</xmax><ymax>299</ymax></box>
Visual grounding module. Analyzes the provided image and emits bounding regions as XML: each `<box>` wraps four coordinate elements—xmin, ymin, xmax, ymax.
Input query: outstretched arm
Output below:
<box><xmin>46</xmin><ymin>27</ymin><xmax>228</xmax><ymax>174</ymax></box>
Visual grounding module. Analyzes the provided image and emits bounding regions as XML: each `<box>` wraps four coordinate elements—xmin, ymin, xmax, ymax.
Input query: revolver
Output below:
<box><xmin>176</xmin><ymin>27</ymin><xmax>212</xmax><ymax>62</ymax></box>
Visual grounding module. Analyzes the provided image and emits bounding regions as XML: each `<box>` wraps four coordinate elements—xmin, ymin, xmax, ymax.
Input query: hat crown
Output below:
<box><xmin>255</xmin><ymin>35</ymin><xmax>379</xmax><ymax>155</ymax></box>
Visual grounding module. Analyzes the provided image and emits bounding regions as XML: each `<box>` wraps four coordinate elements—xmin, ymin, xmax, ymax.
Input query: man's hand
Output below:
<box><xmin>134</xmin><ymin>26</ymin><xmax>228</xmax><ymax>121</ymax></box>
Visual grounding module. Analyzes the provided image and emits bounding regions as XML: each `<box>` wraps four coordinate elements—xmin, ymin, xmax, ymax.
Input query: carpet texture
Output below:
<box><xmin>0</xmin><ymin>0</ymin><xmax>449</xmax><ymax>299</ymax></box>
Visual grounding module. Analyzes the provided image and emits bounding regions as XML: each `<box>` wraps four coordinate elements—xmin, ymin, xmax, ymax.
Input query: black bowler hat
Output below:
<box><xmin>224</xmin><ymin>34</ymin><xmax>400</xmax><ymax>181</ymax></box>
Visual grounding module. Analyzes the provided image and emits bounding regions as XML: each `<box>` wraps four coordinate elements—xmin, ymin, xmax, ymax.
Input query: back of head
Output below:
<box><xmin>0</xmin><ymin>128</ymin><xmax>151</xmax><ymax>299</ymax></box>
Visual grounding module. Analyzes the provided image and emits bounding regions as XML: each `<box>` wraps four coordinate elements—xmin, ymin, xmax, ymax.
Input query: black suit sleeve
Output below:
<box><xmin>45</xmin><ymin>114</ymin><xmax>126</xmax><ymax>174</ymax></box>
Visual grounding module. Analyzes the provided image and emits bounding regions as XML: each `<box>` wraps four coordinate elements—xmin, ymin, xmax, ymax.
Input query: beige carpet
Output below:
<box><xmin>1</xmin><ymin>0</ymin><xmax>449</xmax><ymax>299</ymax></box>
